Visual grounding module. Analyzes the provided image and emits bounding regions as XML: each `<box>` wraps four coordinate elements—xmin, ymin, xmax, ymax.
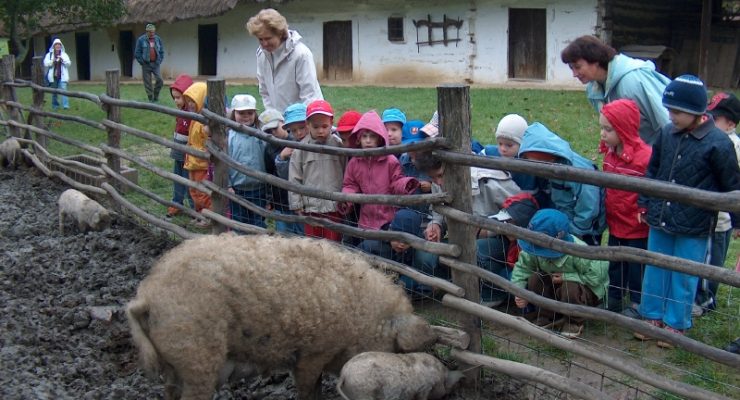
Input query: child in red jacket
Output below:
<box><xmin>598</xmin><ymin>99</ymin><xmax>652</xmax><ymax>316</ymax></box>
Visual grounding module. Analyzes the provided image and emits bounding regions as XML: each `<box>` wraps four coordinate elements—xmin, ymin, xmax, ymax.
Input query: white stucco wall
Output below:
<box><xmin>41</xmin><ymin>0</ymin><xmax>598</xmax><ymax>86</ymax></box>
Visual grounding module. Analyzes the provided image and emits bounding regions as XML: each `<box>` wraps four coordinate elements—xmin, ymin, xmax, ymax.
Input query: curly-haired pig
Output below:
<box><xmin>58</xmin><ymin>188</ymin><xmax>111</xmax><ymax>234</ymax></box>
<box><xmin>336</xmin><ymin>352</ymin><xmax>464</xmax><ymax>400</ymax></box>
<box><xmin>0</xmin><ymin>137</ymin><xmax>22</xmax><ymax>168</ymax></box>
<box><xmin>126</xmin><ymin>233</ymin><xmax>438</xmax><ymax>400</ymax></box>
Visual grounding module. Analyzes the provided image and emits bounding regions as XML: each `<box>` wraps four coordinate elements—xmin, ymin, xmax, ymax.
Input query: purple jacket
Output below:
<box><xmin>343</xmin><ymin>111</ymin><xmax>419</xmax><ymax>230</ymax></box>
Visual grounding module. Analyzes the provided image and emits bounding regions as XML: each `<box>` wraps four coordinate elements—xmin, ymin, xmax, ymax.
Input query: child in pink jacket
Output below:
<box><xmin>340</xmin><ymin>110</ymin><xmax>419</xmax><ymax>230</ymax></box>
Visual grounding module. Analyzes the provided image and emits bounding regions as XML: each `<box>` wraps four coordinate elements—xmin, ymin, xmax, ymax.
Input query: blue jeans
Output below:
<box><xmin>476</xmin><ymin>236</ymin><xmax>512</xmax><ymax>302</ymax></box>
<box><xmin>49</xmin><ymin>80</ymin><xmax>69</xmax><ymax>109</ymax></box>
<box><xmin>359</xmin><ymin>239</ymin><xmax>448</xmax><ymax>294</ymax></box>
<box><xmin>230</xmin><ymin>186</ymin><xmax>267</xmax><ymax>228</ymax></box>
<box><xmin>273</xmin><ymin>209</ymin><xmax>304</xmax><ymax>236</ymax></box>
<box><xmin>695</xmin><ymin>228</ymin><xmax>732</xmax><ymax>309</ymax></box>
<box><xmin>639</xmin><ymin>228</ymin><xmax>709</xmax><ymax>330</ymax></box>
<box><xmin>607</xmin><ymin>235</ymin><xmax>647</xmax><ymax>308</ymax></box>
<box><xmin>172</xmin><ymin>158</ymin><xmax>192</xmax><ymax>207</ymax></box>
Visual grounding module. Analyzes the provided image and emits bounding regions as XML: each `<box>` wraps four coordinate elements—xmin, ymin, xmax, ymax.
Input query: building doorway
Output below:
<box><xmin>198</xmin><ymin>24</ymin><xmax>218</xmax><ymax>76</ymax></box>
<box><xmin>508</xmin><ymin>8</ymin><xmax>546</xmax><ymax>80</ymax></box>
<box><xmin>323</xmin><ymin>21</ymin><xmax>352</xmax><ymax>81</ymax></box>
<box><xmin>118</xmin><ymin>30</ymin><xmax>134</xmax><ymax>77</ymax></box>
<box><xmin>75</xmin><ymin>32</ymin><xmax>91</xmax><ymax>80</ymax></box>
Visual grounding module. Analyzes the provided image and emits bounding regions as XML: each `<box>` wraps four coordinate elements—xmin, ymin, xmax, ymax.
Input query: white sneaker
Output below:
<box><xmin>481</xmin><ymin>299</ymin><xmax>505</xmax><ymax>308</ymax></box>
<box><xmin>691</xmin><ymin>304</ymin><xmax>704</xmax><ymax>317</ymax></box>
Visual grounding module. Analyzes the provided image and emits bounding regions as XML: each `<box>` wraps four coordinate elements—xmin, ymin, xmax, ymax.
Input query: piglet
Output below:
<box><xmin>337</xmin><ymin>352</ymin><xmax>464</xmax><ymax>400</ymax></box>
<box><xmin>58</xmin><ymin>188</ymin><xmax>111</xmax><ymax>234</ymax></box>
<box><xmin>0</xmin><ymin>137</ymin><xmax>22</xmax><ymax>169</ymax></box>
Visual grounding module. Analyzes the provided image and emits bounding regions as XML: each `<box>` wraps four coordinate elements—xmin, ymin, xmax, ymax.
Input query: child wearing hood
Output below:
<box><xmin>518</xmin><ymin>123</ymin><xmax>607</xmax><ymax>245</ymax></box>
<box><xmin>598</xmin><ymin>99</ymin><xmax>652</xmax><ymax>317</ymax></box>
<box><xmin>182</xmin><ymin>82</ymin><xmax>212</xmax><ymax>226</ymax></box>
<box><xmin>339</xmin><ymin>110</ymin><xmax>419</xmax><ymax>230</ymax></box>
<box><xmin>166</xmin><ymin>74</ymin><xmax>194</xmax><ymax>218</ymax></box>
<box><xmin>43</xmin><ymin>38</ymin><xmax>72</xmax><ymax>110</ymax></box>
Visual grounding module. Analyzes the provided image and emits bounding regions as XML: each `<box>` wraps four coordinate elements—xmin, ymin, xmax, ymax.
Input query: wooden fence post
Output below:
<box><xmin>105</xmin><ymin>70</ymin><xmax>122</xmax><ymax>192</ymax></box>
<box><xmin>31</xmin><ymin>56</ymin><xmax>47</xmax><ymax>148</ymax></box>
<box><xmin>207</xmin><ymin>78</ymin><xmax>228</xmax><ymax>234</ymax></box>
<box><xmin>437</xmin><ymin>84</ymin><xmax>481</xmax><ymax>383</ymax></box>
<box><xmin>1</xmin><ymin>55</ymin><xmax>22</xmax><ymax>138</ymax></box>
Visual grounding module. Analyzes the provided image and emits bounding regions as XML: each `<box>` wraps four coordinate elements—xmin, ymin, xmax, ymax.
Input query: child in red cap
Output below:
<box><xmin>288</xmin><ymin>100</ymin><xmax>345</xmax><ymax>241</ymax></box>
<box><xmin>336</xmin><ymin>110</ymin><xmax>362</xmax><ymax>148</ymax></box>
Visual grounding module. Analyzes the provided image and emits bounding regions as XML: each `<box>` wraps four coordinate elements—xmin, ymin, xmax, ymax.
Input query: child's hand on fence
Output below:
<box><xmin>419</xmin><ymin>180</ymin><xmax>432</xmax><ymax>193</ymax></box>
<box><xmin>336</xmin><ymin>202</ymin><xmax>352</xmax><ymax>215</ymax></box>
<box><xmin>390</xmin><ymin>240</ymin><xmax>409</xmax><ymax>253</ymax></box>
<box><xmin>514</xmin><ymin>296</ymin><xmax>528</xmax><ymax>309</ymax></box>
<box><xmin>425</xmin><ymin>223</ymin><xmax>441</xmax><ymax>242</ymax></box>
<box><xmin>551</xmin><ymin>273</ymin><xmax>563</xmax><ymax>284</ymax></box>
<box><xmin>228</xmin><ymin>187</ymin><xmax>235</xmax><ymax>194</ymax></box>
<box><xmin>279</xmin><ymin>147</ymin><xmax>293</xmax><ymax>160</ymax></box>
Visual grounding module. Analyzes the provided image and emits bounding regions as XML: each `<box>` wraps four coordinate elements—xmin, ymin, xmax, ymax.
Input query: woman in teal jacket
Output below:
<box><xmin>561</xmin><ymin>35</ymin><xmax>671</xmax><ymax>146</ymax></box>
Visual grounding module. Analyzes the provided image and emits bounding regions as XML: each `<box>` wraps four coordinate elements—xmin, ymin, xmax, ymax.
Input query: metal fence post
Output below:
<box><xmin>207</xmin><ymin>78</ymin><xmax>228</xmax><ymax>234</ymax></box>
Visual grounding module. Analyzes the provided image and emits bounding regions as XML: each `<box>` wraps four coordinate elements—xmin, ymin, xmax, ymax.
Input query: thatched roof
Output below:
<box><xmin>122</xmin><ymin>0</ymin><xmax>245</xmax><ymax>24</ymax></box>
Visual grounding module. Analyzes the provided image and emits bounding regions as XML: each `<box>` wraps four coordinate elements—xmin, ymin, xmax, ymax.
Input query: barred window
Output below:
<box><xmin>388</xmin><ymin>17</ymin><xmax>404</xmax><ymax>42</ymax></box>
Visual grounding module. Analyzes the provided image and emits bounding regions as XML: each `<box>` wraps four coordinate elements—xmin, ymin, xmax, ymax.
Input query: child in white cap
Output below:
<box><xmin>227</xmin><ymin>94</ymin><xmax>268</xmax><ymax>228</ymax></box>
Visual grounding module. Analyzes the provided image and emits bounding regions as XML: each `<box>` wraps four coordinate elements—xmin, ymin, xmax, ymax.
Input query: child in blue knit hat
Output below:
<box><xmin>512</xmin><ymin>209</ymin><xmax>609</xmax><ymax>339</ymax></box>
<box><xmin>382</xmin><ymin>107</ymin><xmax>407</xmax><ymax>146</ymax></box>
<box><xmin>634</xmin><ymin>75</ymin><xmax>740</xmax><ymax>347</ymax></box>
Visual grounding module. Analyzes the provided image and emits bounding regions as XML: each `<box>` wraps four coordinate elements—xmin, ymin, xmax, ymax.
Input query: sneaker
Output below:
<box><xmin>725</xmin><ymin>338</ymin><xmax>740</xmax><ymax>354</ymax></box>
<box><xmin>656</xmin><ymin>326</ymin><xmax>685</xmax><ymax>349</ymax></box>
<box><xmin>166</xmin><ymin>207</ymin><xmax>180</xmax><ymax>219</ymax></box>
<box><xmin>560</xmin><ymin>322</ymin><xmax>584</xmax><ymax>339</ymax></box>
<box><xmin>621</xmin><ymin>306</ymin><xmax>642</xmax><ymax>320</ymax></box>
<box><xmin>191</xmin><ymin>219</ymin><xmax>211</xmax><ymax>228</ymax></box>
<box><xmin>531</xmin><ymin>316</ymin><xmax>565</xmax><ymax>329</ymax></box>
<box><xmin>691</xmin><ymin>304</ymin><xmax>704</xmax><ymax>317</ymax></box>
<box><xmin>634</xmin><ymin>319</ymin><xmax>664</xmax><ymax>341</ymax></box>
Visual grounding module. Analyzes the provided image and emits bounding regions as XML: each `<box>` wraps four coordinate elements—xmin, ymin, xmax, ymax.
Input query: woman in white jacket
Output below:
<box><xmin>43</xmin><ymin>38</ymin><xmax>72</xmax><ymax>110</ymax></box>
<box><xmin>246</xmin><ymin>9</ymin><xmax>323</xmax><ymax>113</ymax></box>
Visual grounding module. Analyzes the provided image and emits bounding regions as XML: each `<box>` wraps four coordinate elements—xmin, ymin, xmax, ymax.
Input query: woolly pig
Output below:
<box><xmin>58</xmin><ymin>188</ymin><xmax>111</xmax><ymax>234</ymax></box>
<box><xmin>126</xmin><ymin>234</ymin><xmax>438</xmax><ymax>400</ymax></box>
<box><xmin>0</xmin><ymin>137</ymin><xmax>22</xmax><ymax>168</ymax></box>
<box><xmin>337</xmin><ymin>352</ymin><xmax>464</xmax><ymax>400</ymax></box>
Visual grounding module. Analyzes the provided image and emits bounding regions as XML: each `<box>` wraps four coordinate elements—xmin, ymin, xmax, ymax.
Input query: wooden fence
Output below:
<box><xmin>1</xmin><ymin>54</ymin><xmax>739</xmax><ymax>399</ymax></box>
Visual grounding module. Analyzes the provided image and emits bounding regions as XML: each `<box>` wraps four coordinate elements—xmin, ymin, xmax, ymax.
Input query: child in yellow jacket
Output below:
<box><xmin>182</xmin><ymin>82</ymin><xmax>212</xmax><ymax>221</ymax></box>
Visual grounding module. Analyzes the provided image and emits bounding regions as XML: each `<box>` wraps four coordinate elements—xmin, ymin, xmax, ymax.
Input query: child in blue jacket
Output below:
<box><xmin>634</xmin><ymin>75</ymin><xmax>740</xmax><ymax>347</ymax></box>
<box><xmin>518</xmin><ymin>122</ymin><xmax>607</xmax><ymax>245</ymax></box>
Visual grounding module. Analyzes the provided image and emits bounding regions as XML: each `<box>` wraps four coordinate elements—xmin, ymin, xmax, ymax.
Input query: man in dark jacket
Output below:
<box><xmin>134</xmin><ymin>23</ymin><xmax>165</xmax><ymax>102</ymax></box>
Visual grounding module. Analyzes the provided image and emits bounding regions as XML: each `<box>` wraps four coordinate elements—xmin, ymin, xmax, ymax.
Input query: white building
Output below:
<box><xmin>31</xmin><ymin>0</ymin><xmax>600</xmax><ymax>85</ymax></box>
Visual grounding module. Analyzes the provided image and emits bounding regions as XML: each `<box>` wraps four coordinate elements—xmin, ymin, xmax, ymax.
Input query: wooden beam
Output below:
<box><xmin>699</xmin><ymin>0</ymin><xmax>712</xmax><ymax>80</ymax></box>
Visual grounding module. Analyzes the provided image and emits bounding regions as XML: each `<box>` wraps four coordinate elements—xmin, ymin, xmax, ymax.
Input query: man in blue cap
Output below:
<box><xmin>135</xmin><ymin>23</ymin><xmax>165</xmax><ymax>102</ymax></box>
<box><xmin>512</xmin><ymin>209</ymin><xmax>609</xmax><ymax>338</ymax></box>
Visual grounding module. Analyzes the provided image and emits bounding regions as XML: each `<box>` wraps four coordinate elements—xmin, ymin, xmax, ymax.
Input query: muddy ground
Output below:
<box><xmin>0</xmin><ymin>167</ymin><xmax>524</xmax><ymax>399</ymax></box>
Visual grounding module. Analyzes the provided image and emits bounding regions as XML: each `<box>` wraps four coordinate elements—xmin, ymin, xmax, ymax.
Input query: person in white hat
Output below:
<box><xmin>227</xmin><ymin>94</ymin><xmax>268</xmax><ymax>228</ymax></box>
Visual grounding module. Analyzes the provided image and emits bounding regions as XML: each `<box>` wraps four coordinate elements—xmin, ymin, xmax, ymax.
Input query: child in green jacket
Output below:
<box><xmin>512</xmin><ymin>209</ymin><xmax>609</xmax><ymax>339</ymax></box>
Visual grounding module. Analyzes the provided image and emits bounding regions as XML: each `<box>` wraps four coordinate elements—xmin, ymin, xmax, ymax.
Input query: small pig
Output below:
<box><xmin>126</xmin><ymin>234</ymin><xmax>438</xmax><ymax>400</ymax></box>
<box><xmin>58</xmin><ymin>188</ymin><xmax>111</xmax><ymax>234</ymax></box>
<box><xmin>336</xmin><ymin>352</ymin><xmax>464</xmax><ymax>400</ymax></box>
<box><xmin>0</xmin><ymin>137</ymin><xmax>22</xmax><ymax>169</ymax></box>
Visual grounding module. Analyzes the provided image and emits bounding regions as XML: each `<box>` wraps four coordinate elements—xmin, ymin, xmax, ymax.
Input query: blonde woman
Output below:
<box><xmin>246</xmin><ymin>9</ymin><xmax>323</xmax><ymax>113</ymax></box>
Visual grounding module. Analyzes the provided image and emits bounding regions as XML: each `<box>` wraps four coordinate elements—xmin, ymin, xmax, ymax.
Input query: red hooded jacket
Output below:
<box><xmin>170</xmin><ymin>74</ymin><xmax>194</xmax><ymax>136</ymax></box>
<box><xmin>599</xmin><ymin>99</ymin><xmax>652</xmax><ymax>239</ymax></box>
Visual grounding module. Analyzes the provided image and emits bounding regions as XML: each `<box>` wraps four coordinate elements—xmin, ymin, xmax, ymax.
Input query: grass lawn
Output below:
<box><xmin>5</xmin><ymin>81</ymin><xmax>739</xmax><ymax>396</ymax></box>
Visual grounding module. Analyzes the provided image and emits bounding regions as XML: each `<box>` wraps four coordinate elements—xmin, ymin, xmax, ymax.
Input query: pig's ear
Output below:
<box><xmin>392</xmin><ymin>314</ymin><xmax>437</xmax><ymax>352</ymax></box>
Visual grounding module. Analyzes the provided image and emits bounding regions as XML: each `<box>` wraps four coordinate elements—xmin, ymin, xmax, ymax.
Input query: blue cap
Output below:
<box><xmin>401</xmin><ymin>120</ymin><xmax>427</xmax><ymax>145</ymax></box>
<box><xmin>382</xmin><ymin>108</ymin><xmax>407</xmax><ymax>125</ymax></box>
<box><xmin>517</xmin><ymin>209</ymin><xmax>574</xmax><ymax>258</ymax></box>
<box><xmin>389</xmin><ymin>209</ymin><xmax>422</xmax><ymax>236</ymax></box>
<box><xmin>283</xmin><ymin>103</ymin><xmax>307</xmax><ymax>126</ymax></box>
